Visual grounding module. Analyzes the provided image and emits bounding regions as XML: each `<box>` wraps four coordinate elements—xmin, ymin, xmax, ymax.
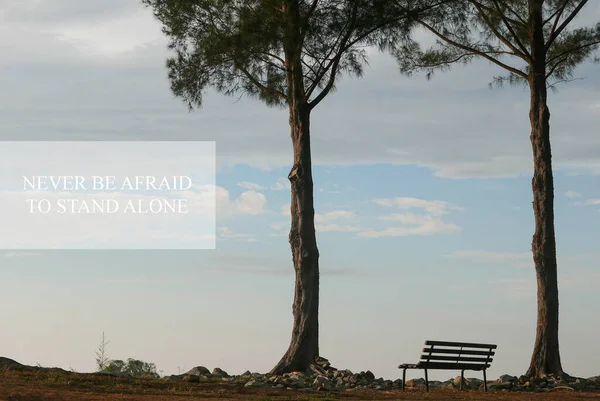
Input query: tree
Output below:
<box><xmin>393</xmin><ymin>0</ymin><xmax>599</xmax><ymax>378</ymax></box>
<box><xmin>142</xmin><ymin>0</ymin><xmax>442</xmax><ymax>374</ymax></box>
<box><xmin>95</xmin><ymin>332</ymin><xmax>110</xmax><ymax>372</ymax></box>
<box><xmin>103</xmin><ymin>358</ymin><xmax>160</xmax><ymax>378</ymax></box>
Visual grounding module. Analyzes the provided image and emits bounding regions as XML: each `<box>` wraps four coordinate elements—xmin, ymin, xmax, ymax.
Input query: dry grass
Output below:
<box><xmin>1</xmin><ymin>369</ymin><xmax>600</xmax><ymax>401</ymax></box>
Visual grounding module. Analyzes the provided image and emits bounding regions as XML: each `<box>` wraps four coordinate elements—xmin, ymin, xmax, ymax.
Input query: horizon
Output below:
<box><xmin>0</xmin><ymin>0</ymin><xmax>599</xmax><ymax>383</ymax></box>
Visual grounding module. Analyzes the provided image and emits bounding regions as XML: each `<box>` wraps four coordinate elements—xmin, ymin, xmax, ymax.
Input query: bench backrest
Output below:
<box><xmin>420</xmin><ymin>340</ymin><xmax>497</xmax><ymax>368</ymax></box>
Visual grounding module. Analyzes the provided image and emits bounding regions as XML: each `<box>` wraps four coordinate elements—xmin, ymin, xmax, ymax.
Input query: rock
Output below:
<box><xmin>392</xmin><ymin>379</ymin><xmax>403</xmax><ymax>388</ymax></box>
<box><xmin>406</xmin><ymin>378</ymin><xmax>425</xmax><ymax>387</ymax></box>
<box><xmin>376</xmin><ymin>380</ymin><xmax>392</xmax><ymax>390</ymax></box>
<box><xmin>441</xmin><ymin>381</ymin><xmax>454</xmax><ymax>389</ymax></box>
<box><xmin>315</xmin><ymin>357</ymin><xmax>330</xmax><ymax>369</ymax></box>
<box><xmin>183</xmin><ymin>374</ymin><xmax>200</xmax><ymax>383</ymax></box>
<box><xmin>489</xmin><ymin>382</ymin><xmax>513</xmax><ymax>391</ymax></box>
<box><xmin>212</xmin><ymin>368</ymin><xmax>229</xmax><ymax>377</ymax></box>
<box><xmin>364</xmin><ymin>370</ymin><xmax>375</xmax><ymax>381</ymax></box>
<box><xmin>244</xmin><ymin>380</ymin><xmax>262</xmax><ymax>388</ymax></box>
<box><xmin>498</xmin><ymin>374</ymin><xmax>518</xmax><ymax>383</ymax></box>
<box><xmin>0</xmin><ymin>357</ymin><xmax>24</xmax><ymax>370</ymax></box>
<box><xmin>186</xmin><ymin>366</ymin><xmax>211</xmax><ymax>376</ymax></box>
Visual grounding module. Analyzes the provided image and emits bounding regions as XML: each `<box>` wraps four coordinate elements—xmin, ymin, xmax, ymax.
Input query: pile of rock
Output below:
<box><xmin>162</xmin><ymin>358</ymin><xmax>600</xmax><ymax>393</ymax></box>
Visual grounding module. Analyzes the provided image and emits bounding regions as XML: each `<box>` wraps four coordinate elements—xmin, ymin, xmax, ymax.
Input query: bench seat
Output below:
<box><xmin>398</xmin><ymin>340</ymin><xmax>497</xmax><ymax>392</ymax></box>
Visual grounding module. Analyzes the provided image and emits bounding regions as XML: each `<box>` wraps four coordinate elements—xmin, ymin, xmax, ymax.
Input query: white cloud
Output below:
<box><xmin>584</xmin><ymin>199</ymin><xmax>600</xmax><ymax>205</ymax></box>
<box><xmin>270</xmin><ymin>178</ymin><xmax>290</xmax><ymax>191</ymax></box>
<box><xmin>277</xmin><ymin>207</ymin><xmax>360</xmax><ymax>233</ymax></box>
<box><xmin>373</xmin><ymin>197</ymin><xmax>464</xmax><ymax>216</ymax></box>
<box><xmin>448</xmin><ymin>250</ymin><xmax>532</xmax><ymax>269</ymax></box>
<box><xmin>317</xmin><ymin>224</ymin><xmax>362</xmax><ymax>232</ymax></box>
<box><xmin>2</xmin><ymin>251</ymin><xmax>44</xmax><ymax>258</ymax></box>
<box><xmin>565</xmin><ymin>190</ymin><xmax>582</xmax><ymax>198</ymax></box>
<box><xmin>217</xmin><ymin>188</ymin><xmax>267</xmax><ymax>218</ymax></box>
<box><xmin>237</xmin><ymin>181</ymin><xmax>265</xmax><ymax>191</ymax></box>
<box><xmin>2</xmin><ymin>3</ymin><xmax>599</xmax><ymax>179</ymax></box>
<box><xmin>315</xmin><ymin>210</ymin><xmax>355</xmax><ymax>223</ymax></box>
<box><xmin>359</xmin><ymin>216</ymin><xmax>459</xmax><ymax>238</ymax></box>
<box><xmin>361</xmin><ymin>198</ymin><xmax>463</xmax><ymax>238</ymax></box>
<box><xmin>217</xmin><ymin>226</ymin><xmax>256</xmax><ymax>242</ymax></box>
<box><xmin>488</xmin><ymin>278</ymin><xmax>535</xmax><ymax>300</ymax></box>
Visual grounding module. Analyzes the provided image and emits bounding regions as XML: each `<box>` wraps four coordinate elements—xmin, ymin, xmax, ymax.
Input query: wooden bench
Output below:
<box><xmin>398</xmin><ymin>340</ymin><xmax>497</xmax><ymax>392</ymax></box>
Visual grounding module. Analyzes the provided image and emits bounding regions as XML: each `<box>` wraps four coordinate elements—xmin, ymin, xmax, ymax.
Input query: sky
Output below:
<box><xmin>0</xmin><ymin>0</ymin><xmax>599</xmax><ymax>382</ymax></box>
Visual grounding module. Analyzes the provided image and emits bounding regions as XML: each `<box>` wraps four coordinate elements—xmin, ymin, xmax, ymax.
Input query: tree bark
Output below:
<box><xmin>270</xmin><ymin>0</ymin><xmax>320</xmax><ymax>375</ymax></box>
<box><xmin>270</xmin><ymin>103</ymin><xmax>320</xmax><ymax>375</ymax></box>
<box><xmin>526</xmin><ymin>0</ymin><xmax>565</xmax><ymax>378</ymax></box>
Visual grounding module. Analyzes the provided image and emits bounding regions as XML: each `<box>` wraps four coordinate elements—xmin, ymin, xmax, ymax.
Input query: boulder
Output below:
<box><xmin>186</xmin><ymin>366</ymin><xmax>211</xmax><ymax>376</ymax></box>
<box><xmin>212</xmin><ymin>367</ymin><xmax>229</xmax><ymax>378</ymax></box>
<box><xmin>183</xmin><ymin>374</ymin><xmax>200</xmax><ymax>383</ymax></box>
<box><xmin>498</xmin><ymin>374</ymin><xmax>517</xmax><ymax>383</ymax></box>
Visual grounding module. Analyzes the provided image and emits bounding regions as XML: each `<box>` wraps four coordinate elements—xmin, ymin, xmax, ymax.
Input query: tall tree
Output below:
<box><xmin>143</xmin><ymin>0</ymin><xmax>437</xmax><ymax>374</ymax></box>
<box><xmin>393</xmin><ymin>0</ymin><xmax>599</xmax><ymax>378</ymax></box>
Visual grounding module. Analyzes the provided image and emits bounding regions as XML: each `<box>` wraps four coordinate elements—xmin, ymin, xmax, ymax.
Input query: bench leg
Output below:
<box><xmin>483</xmin><ymin>369</ymin><xmax>487</xmax><ymax>392</ymax></box>
<box><xmin>424</xmin><ymin>369</ymin><xmax>429</xmax><ymax>393</ymax></box>
<box><xmin>402</xmin><ymin>369</ymin><xmax>406</xmax><ymax>391</ymax></box>
<box><xmin>461</xmin><ymin>369</ymin><xmax>465</xmax><ymax>390</ymax></box>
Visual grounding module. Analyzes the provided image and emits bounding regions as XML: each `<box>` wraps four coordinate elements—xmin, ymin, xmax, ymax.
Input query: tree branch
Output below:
<box><xmin>490</xmin><ymin>0</ymin><xmax>531</xmax><ymax>59</ymax></box>
<box><xmin>546</xmin><ymin>0</ymin><xmax>589</xmax><ymax>51</ymax></box>
<box><xmin>417</xmin><ymin>19</ymin><xmax>528</xmax><ymax>79</ymax></box>
<box><xmin>471</xmin><ymin>1</ymin><xmax>529</xmax><ymax>61</ymax></box>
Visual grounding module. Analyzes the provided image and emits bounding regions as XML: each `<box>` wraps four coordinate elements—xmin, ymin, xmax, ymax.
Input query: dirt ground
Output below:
<box><xmin>2</xmin><ymin>369</ymin><xmax>600</xmax><ymax>401</ymax></box>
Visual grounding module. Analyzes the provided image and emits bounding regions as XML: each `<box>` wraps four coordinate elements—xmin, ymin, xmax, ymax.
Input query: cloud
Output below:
<box><xmin>2</xmin><ymin>3</ymin><xmax>599</xmax><ymax>178</ymax></box>
<box><xmin>237</xmin><ymin>181</ymin><xmax>265</xmax><ymax>191</ymax></box>
<box><xmin>358</xmin><ymin>216</ymin><xmax>459</xmax><ymax>238</ymax></box>
<box><xmin>487</xmin><ymin>278</ymin><xmax>535</xmax><ymax>300</ymax></box>
<box><xmin>373</xmin><ymin>197</ymin><xmax>464</xmax><ymax>216</ymax></box>
<box><xmin>278</xmin><ymin>207</ymin><xmax>361</xmax><ymax>233</ymax></box>
<box><xmin>360</xmin><ymin>198</ymin><xmax>463</xmax><ymax>238</ymax></box>
<box><xmin>447</xmin><ymin>250</ymin><xmax>532</xmax><ymax>269</ymax></box>
<box><xmin>270</xmin><ymin>178</ymin><xmax>290</xmax><ymax>191</ymax></box>
<box><xmin>217</xmin><ymin>226</ymin><xmax>256</xmax><ymax>242</ymax></box>
<box><xmin>584</xmin><ymin>199</ymin><xmax>600</xmax><ymax>205</ymax></box>
<box><xmin>315</xmin><ymin>210</ymin><xmax>356</xmax><ymax>223</ymax></box>
<box><xmin>317</xmin><ymin>224</ymin><xmax>363</xmax><ymax>233</ymax></box>
<box><xmin>2</xmin><ymin>252</ymin><xmax>44</xmax><ymax>258</ymax></box>
<box><xmin>565</xmin><ymin>190</ymin><xmax>582</xmax><ymax>198</ymax></box>
<box><xmin>217</xmin><ymin>188</ymin><xmax>267</xmax><ymax>219</ymax></box>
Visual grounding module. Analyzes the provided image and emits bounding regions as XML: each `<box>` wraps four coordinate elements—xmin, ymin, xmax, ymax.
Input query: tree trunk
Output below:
<box><xmin>526</xmin><ymin>1</ymin><xmax>564</xmax><ymax>378</ymax></box>
<box><xmin>270</xmin><ymin>0</ymin><xmax>320</xmax><ymax>375</ymax></box>
<box><xmin>270</xmin><ymin>103</ymin><xmax>320</xmax><ymax>375</ymax></box>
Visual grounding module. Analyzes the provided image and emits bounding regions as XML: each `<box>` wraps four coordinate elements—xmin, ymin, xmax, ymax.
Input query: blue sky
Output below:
<box><xmin>1</xmin><ymin>0</ymin><xmax>600</xmax><ymax>382</ymax></box>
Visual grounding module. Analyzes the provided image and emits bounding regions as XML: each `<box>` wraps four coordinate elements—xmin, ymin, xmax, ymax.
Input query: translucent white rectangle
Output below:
<box><xmin>0</xmin><ymin>141</ymin><xmax>216</xmax><ymax>249</ymax></box>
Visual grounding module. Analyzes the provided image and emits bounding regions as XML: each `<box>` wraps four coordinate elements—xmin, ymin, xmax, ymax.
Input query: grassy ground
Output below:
<box><xmin>2</xmin><ymin>369</ymin><xmax>600</xmax><ymax>401</ymax></box>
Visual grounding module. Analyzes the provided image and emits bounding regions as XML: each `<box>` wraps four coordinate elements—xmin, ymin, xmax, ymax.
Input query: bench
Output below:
<box><xmin>398</xmin><ymin>340</ymin><xmax>497</xmax><ymax>392</ymax></box>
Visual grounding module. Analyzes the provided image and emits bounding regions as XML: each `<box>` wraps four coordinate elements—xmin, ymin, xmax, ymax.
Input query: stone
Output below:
<box><xmin>364</xmin><ymin>370</ymin><xmax>375</xmax><ymax>381</ymax></box>
<box><xmin>498</xmin><ymin>374</ymin><xmax>517</xmax><ymax>383</ymax></box>
<box><xmin>313</xmin><ymin>375</ymin><xmax>332</xmax><ymax>391</ymax></box>
<box><xmin>186</xmin><ymin>366</ymin><xmax>211</xmax><ymax>376</ymax></box>
<box><xmin>212</xmin><ymin>368</ymin><xmax>229</xmax><ymax>377</ymax></box>
<box><xmin>489</xmin><ymin>382</ymin><xmax>513</xmax><ymax>391</ymax></box>
<box><xmin>183</xmin><ymin>374</ymin><xmax>200</xmax><ymax>383</ymax></box>
<box><xmin>406</xmin><ymin>378</ymin><xmax>425</xmax><ymax>387</ymax></box>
